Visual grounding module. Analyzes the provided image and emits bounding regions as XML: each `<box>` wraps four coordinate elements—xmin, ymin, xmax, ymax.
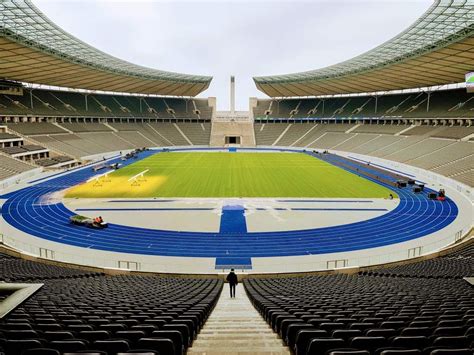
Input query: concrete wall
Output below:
<box><xmin>210</xmin><ymin>121</ymin><xmax>256</xmax><ymax>147</ymax></box>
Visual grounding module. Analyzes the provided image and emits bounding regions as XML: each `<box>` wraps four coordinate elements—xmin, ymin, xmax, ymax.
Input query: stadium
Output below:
<box><xmin>0</xmin><ymin>0</ymin><xmax>472</xmax><ymax>354</ymax></box>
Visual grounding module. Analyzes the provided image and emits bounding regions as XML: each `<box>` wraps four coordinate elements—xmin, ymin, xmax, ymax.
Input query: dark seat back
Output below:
<box><xmin>137</xmin><ymin>338</ymin><xmax>175</xmax><ymax>355</ymax></box>
<box><xmin>307</xmin><ymin>338</ymin><xmax>346</xmax><ymax>355</ymax></box>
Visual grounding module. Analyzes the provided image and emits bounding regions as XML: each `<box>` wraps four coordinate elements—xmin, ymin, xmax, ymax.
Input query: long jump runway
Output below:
<box><xmin>0</xmin><ymin>149</ymin><xmax>458</xmax><ymax>264</ymax></box>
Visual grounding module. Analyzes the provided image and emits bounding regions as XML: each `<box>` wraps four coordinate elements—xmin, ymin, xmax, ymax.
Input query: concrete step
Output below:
<box><xmin>202</xmin><ymin>323</ymin><xmax>272</xmax><ymax>332</ymax></box>
<box><xmin>191</xmin><ymin>284</ymin><xmax>290</xmax><ymax>355</ymax></box>
<box><xmin>190</xmin><ymin>340</ymin><xmax>286</xmax><ymax>347</ymax></box>
<box><xmin>199</xmin><ymin>330</ymin><xmax>278</xmax><ymax>336</ymax></box>
<box><xmin>197</xmin><ymin>332</ymin><xmax>279</xmax><ymax>339</ymax></box>
<box><xmin>188</xmin><ymin>347</ymin><xmax>290</xmax><ymax>354</ymax></box>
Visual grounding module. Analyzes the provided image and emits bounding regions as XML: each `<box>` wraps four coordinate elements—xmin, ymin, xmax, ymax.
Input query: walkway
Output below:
<box><xmin>188</xmin><ymin>283</ymin><xmax>290</xmax><ymax>355</ymax></box>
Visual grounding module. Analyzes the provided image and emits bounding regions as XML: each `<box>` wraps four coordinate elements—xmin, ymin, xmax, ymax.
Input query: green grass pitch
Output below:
<box><xmin>66</xmin><ymin>152</ymin><xmax>395</xmax><ymax>198</ymax></box>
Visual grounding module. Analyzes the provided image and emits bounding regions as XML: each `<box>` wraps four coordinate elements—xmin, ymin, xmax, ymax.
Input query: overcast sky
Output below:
<box><xmin>33</xmin><ymin>0</ymin><xmax>432</xmax><ymax>111</ymax></box>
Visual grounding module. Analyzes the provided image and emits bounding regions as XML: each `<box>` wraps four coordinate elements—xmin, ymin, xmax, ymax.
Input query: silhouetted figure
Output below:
<box><xmin>226</xmin><ymin>269</ymin><xmax>238</xmax><ymax>298</ymax></box>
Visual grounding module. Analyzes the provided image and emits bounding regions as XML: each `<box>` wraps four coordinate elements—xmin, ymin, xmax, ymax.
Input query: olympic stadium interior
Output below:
<box><xmin>0</xmin><ymin>0</ymin><xmax>473</xmax><ymax>354</ymax></box>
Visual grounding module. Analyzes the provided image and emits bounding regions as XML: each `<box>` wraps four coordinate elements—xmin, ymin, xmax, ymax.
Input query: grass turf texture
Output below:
<box><xmin>65</xmin><ymin>152</ymin><xmax>396</xmax><ymax>198</ymax></box>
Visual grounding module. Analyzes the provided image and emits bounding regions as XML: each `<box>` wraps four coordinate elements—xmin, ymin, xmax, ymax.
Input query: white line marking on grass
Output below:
<box><xmin>128</xmin><ymin>169</ymin><xmax>150</xmax><ymax>186</ymax></box>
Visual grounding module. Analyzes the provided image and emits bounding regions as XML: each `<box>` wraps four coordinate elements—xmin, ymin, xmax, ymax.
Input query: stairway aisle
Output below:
<box><xmin>188</xmin><ymin>283</ymin><xmax>291</xmax><ymax>355</ymax></box>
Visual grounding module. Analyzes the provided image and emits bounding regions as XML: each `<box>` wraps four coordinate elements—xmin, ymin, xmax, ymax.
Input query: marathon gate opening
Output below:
<box><xmin>225</xmin><ymin>136</ymin><xmax>241</xmax><ymax>145</ymax></box>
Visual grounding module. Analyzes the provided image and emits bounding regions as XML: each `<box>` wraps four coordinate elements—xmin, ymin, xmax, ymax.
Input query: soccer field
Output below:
<box><xmin>65</xmin><ymin>152</ymin><xmax>395</xmax><ymax>198</ymax></box>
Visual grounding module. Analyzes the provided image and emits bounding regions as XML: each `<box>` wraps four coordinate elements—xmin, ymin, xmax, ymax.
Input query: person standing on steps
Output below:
<box><xmin>226</xmin><ymin>268</ymin><xmax>238</xmax><ymax>298</ymax></box>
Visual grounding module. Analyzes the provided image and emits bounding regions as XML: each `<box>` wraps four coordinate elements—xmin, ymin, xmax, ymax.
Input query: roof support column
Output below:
<box><xmin>29</xmin><ymin>89</ymin><xmax>33</xmax><ymax>110</ymax></box>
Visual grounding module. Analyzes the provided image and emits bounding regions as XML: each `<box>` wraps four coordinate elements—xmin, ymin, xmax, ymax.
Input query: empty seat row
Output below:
<box><xmin>245</xmin><ymin>273</ymin><xmax>473</xmax><ymax>355</ymax></box>
<box><xmin>0</xmin><ymin>274</ymin><xmax>223</xmax><ymax>355</ymax></box>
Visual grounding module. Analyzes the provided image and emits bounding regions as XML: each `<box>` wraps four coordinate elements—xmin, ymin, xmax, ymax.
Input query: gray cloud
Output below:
<box><xmin>33</xmin><ymin>0</ymin><xmax>432</xmax><ymax>110</ymax></box>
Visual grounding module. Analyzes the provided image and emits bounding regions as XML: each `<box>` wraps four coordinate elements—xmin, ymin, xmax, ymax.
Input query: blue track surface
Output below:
<box><xmin>0</xmin><ymin>149</ymin><xmax>458</xmax><ymax>261</ymax></box>
<box><xmin>220</xmin><ymin>205</ymin><xmax>247</xmax><ymax>234</ymax></box>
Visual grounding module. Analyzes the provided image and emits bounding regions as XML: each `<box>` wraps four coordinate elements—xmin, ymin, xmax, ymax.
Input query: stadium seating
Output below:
<box><xmin>148</xmin><ymin>123</ymin><xmax>189</xmax><ymax>146</ymax></box>
<box><xmin>0</xmin><ymin>239</ymin><xmax>471</xmax><ymax>355</ymax></box>
<box><xmin>309</xmin><ymin>132</ymin><xmax>355</xmax><ymax>149</ymax></box>
<box><xmin>252</xmin><ymin>122</ymin><xmax>473</xmax><ymax>186</ymax></box>
<box><xmin>0</xmin><ymin>89</ymin><xmax>213</xmax><ymax>120</ymax></box>
<box><xmin>60</xmin><ymin>123</ymin><xmax>112</xmax><ymax>133</ymax></box>
<box><xmin>0</xmin><ymin>252</ymin><xmax>222</xmax><ymax>355</ymax></box>
<box><xmin>35</xmin><ymin>156</ymin><xmax>75</xmax><ymax>167</ymax></box>
<box><xmin>352</xmin><ymin>124</ymin><xmax>407</xmax><ymax>135</ymax></box>
<box><xmin>0</xmin><ymin>155</ymin><xmax>36</xmax><ymax>180</ymax></box>
<box><xmin>253</xmin><ymin>89</ymin><xmax>474</xmax><ymax>119</ymax></box>
<box><xmin>108</xmin><ymin>122</ymin><xmax>169</xmax><ymax>146</ymax></box>
<box><xmin>2</xmin><ymin>92</ymin><xmax>472</xmax><ymax>187</ymax></box>
<box><xmin>5</xmin><ymin>123</ymin><xmax>67</xmax><ymax>136</ymax></box>
<box><xmin>0</xmin><ymin>253</ymin><xmax>104</xmax><ymax>282</ymax></box>
<box><xmin>244</xmin><ymin>239</ymin><xmax>473</xmax><ymax>355</ymax></box>
<box><xmin>175</xmin><ymin>123</ymin><xmax>211</xmax><ymax>145</ymax></box>
<box><xmin>254</xmin><ymin>123</ymin><xmax>290</xmax><ymax>145</ymax></box>
<box><xmin>0</xmin><ymin>132</ymin><xmax>21</xmax><ymax>141</ymax></box>
<box><xmin>275</xmin><ymin>123</ymin><xmax>316</xmax><ymax>146</ymax></box>
<box><xmin>366</xmin><ymin>240</ymin><xmax>474</xmax><ymax>279</ymax></box>
<box><xmin>431</xmin><ymin>126</ymin><xmax>474</xmax><ymax>140</ymax></box>
<box><xmin>33</xmin><ymin>134</ymin><xmax>93</xmax><ymax>158</ymax></box>
<box><xmin>6</xmin><ymin>122</ymin><xmax>209</xmax><ymax>160</ymax></box>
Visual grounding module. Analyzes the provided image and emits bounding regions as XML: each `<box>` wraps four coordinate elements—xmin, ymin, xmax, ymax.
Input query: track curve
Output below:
<box><xmin>0</xmin><ymin>149</ymin><xmax>458</xmax><ymax>258</ymax></box>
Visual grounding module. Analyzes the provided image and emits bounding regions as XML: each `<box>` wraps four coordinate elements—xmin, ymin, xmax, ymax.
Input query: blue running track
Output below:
<box><xmin>0</xmin><ymin>149</ymin><xmax>458</xmax><ymax>261</ymax></box>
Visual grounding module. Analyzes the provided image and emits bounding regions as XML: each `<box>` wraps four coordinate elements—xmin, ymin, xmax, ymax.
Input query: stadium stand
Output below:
<box><xmin>0</xmin><ymin>125</ymin><xmax>79</xmax><ymax>169</ymax></box>
<box><xmin>60</xmin><ymin>123</ymin><xmax>112</xmax><ymax>133</ymax></box>
<box><xmin>251</xmin><ymin>121</ymin><xmax>473</xmax><ymax>186</ymax></box>
<box><xmin>0</xmin><ymin>89</ymin><xmax>213</xmax><ymax>120</ymax></box>
<box><xmin>5</xmin><ymin>123</ymin><xmax>68</xmax><ymax>136</ymax></box>
<box><xmin>2</xmin><ymin>118</ymin><xmax>472</xmax><ymax>187</ymax></box>
<box><xmin>1</xmin><ymin>146</ymin><xmax>26</xmax><ymax>155</ymax></box>
<box><xmin>274</xmin><ymin>123</ymin><xmax>315</xmax><ymax>146</ymax></box>
<box><xmin>2</xmin><ymin>120</ymin><xmax>210</xmax><ymax>161</ymax></box>
<box><xmin>309</xmin><ymin>132</ymin><xmax>355</xmax><ymax>150</ymax></box>
<box><xmin>0</xmin><ymin>154</ymin><xmax>36</xmax><ymax>180</ymax></box>
<box><xmin>176</xmin><ymin>122</ymin><xmax>211</xmax><ymax>145</ymax></box>
<box><xmin>0</xmin><ymin>252</ymin><xmax>222</xmax><ymax>355</ymax></box>
<box><xmin>0</xmin><ymin>132</ymin><xmax>22</xmax><ymax>145</ymax></box>
<box><xmin>0</xmin><ymin>253</ymin><xmax>104</xmax><ymax>282</ymax></box>
<box><xmin>108</xmin><ymin>122</ymin><xmax>170</xmax><ymax>146</ymax></box>
<box><xmin>0</xmin><ymin>1</ymin><xmax>472</xmax><ymax>353</ymax></box>
<box><xmin>148</xmin><ymin>123</ymin><xmax>189</xmax><ymax>146</ymax></box>
<box><xmin>77</xmin><ymin>132</ymin><xmax>135</xmax><ymax>153</ymax></box>
<box><xmin>352</xmin><ymin>124</ymin><xmax>407</xmax><ymax>135</ymax></box>
<box><xmin>245</xmin><ymin>240</ymin><xmax>474</xmax><ymax>355</ymax></box>
<box><xmin>363</xmin><ymin>257</ymin><xmax>473</xmax><ymax>279</ymax></box>
<box><xmin>33</xmin><ymin>134</ymin><xmax>93</xmax><ymax>159</ymax></box>
<box><xmin>35</xmin><ymin>156</ymin><xmax>75</xmax><ymax>168</ymax></box>
<box><xmin>252</xmin><ymin>89</ymin><xmax>474</xmax><ymax>120</ymax></box>
<box><xmin>254</xmin><ymin>123</ymin><xmax>292</xmax><ymax>146</ymax></box>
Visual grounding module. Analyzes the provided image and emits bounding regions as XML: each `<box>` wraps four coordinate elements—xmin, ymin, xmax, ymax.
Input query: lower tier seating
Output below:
<box><xmin>245</xmin><ymin>241</ymin><xmax>474</xmax><ymax>355</ymax></box>
<box><xmin>20</xmin><ymin>122</ymin><xmax>210</xmax><ymax>159</ymax></box>
<box><xmin>245</xmin><ymin>275</ymin><xmax>473</xmax><ymax>355</ymax></box>
<box><xmin>0</xmin><ymin>273</ymin><xmax>222</xmax><ymax>355</ymax></box>
<box><xmin>35</xmin><ymin>156</ymin><xmax>74</xmax><ymax>167</ymax></box>
<box><xmin>0</xmin><ymin>258</ymin><xmax>104</xmax><ymax>282</ymax></box>
<box><xmin>253</xmin><ymin>122</ymin><xmax>474</xmax><ymax>187</ymax></box>
<box><xmin>0</xmin><ymin>155</ymin><xmax>36</xmax><ymax>181</ymax></box>
<box><xmin>362</xmin><ymin>257</ymin><xmax>473</xmax><ymax>279</ymax></box>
